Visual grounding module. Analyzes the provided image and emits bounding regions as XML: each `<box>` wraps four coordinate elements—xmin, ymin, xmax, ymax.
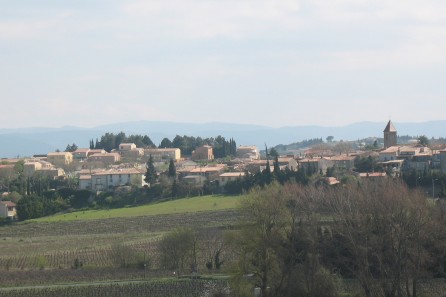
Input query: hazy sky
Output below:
<box><xmin>1</xmin><ymin>0</ymin><xmax>446</xmax><ymax>129</ymax></box>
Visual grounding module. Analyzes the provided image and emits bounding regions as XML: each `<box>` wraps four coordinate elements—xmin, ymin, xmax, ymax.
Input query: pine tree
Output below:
<box><xmin>144</xmin><ymin>155</ymin><xmax>157</xmax><ymax>185</ymax></box>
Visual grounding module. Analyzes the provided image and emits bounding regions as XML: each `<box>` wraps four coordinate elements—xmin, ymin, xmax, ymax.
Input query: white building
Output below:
<box><xmin>0</xmin><ymin>201</ymin><xmax>16</xmax><ymax>219</ymax></box>
<box><xmin>144</xmin><ymin>148</ymin><xmax>181</xmax><ymax>161</ymax></box>
<box><xmin>218</xmin><ymin>172</ymin><xmax>246</xmax><ymax>187</ymax></box>
<box><xmin>79</xmin><ymin>168</ymin><xmax>147</xmax><ymax>191</ymax></box>
<box><xmin>236</xmin><ymin>146</ymin><xmax>260</xmax><ymax>160</ymax></box>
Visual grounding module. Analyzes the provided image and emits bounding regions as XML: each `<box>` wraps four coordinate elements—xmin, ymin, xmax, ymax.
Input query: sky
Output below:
<box><xmin>1</xmin><ymin>0</ymin><xmax>446</xmax><ymax>129</ymax></box>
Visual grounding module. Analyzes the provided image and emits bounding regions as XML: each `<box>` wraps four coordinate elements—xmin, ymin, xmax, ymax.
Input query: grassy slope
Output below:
<box><xmin>31</xmin><ymin>195</ymin><xmax>243</xmax><ymax>223</ymax></box>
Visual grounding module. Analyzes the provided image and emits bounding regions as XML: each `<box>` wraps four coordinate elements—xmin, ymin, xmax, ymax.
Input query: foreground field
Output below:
<box><xmin>0</xmin><ymin>278</ymin><xmax>230</xmax><ymax>297</ymax></box>
<box><xmin>0</xmin><ymin>209</ymin><xmax>242</xmax><ymax>277</ymax></box>
<box><xmin>31</xmin><ymin>195</ymin><xmax>242</xmax><ymax>222</ymax></box>
<box><xmin>0</xmin><ymin>194</ymin><xmax>244</xmax><ymax>290</ymax></box>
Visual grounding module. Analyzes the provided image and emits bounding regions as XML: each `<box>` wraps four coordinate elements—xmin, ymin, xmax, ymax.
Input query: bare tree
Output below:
<box><xmin>327</xmin><ymin>179</ymin><xmax>441</xmax><ymax>297</ymax></box>
<box><xmin>158</xmin><ymin>228</ymin><xmax>196</xmax><ymax>273</ymax></box>
<box><xmin>232</xmin><ymin>183</ymin><xmax>340</xmax><ymax>297</ymax></box>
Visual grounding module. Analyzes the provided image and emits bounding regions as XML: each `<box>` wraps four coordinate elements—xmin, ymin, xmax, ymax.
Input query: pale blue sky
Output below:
<box><xmin>1</xmin><ymin>0</ymin><xmax>446</xmax><ymax>128</ymax></box>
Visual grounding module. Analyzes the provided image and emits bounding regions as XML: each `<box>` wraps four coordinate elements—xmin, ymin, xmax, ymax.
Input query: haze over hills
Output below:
<box><xmin>1</xmin><ymin>120</ymin><xmax>445</xmax><ymax>158</ymax></box>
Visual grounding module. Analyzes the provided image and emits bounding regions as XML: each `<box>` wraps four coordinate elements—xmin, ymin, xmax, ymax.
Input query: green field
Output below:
<box><xmin>31</xmin><ymin>195</ymin><xmax>243</xmax><ymax>223</ymax></box>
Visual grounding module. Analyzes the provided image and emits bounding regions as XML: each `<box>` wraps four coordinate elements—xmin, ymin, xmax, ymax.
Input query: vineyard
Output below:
<box><xmin>0</xmin><ymin>209</ymin><xmax>242</xmax><ymax>288</ymax></box>
<box><xmin>31</xmin><ymin>194</ymin><xmax>242</xmax><ymax>223</ymax></box>
<box><xmin>0</xmin><ymin>279</ymin><xmax>231</xmax><ymax>297</ymax></box>
<box><xmin>0</xmin><ymin>209</ymin><xmax>242</xmax><ymax>238</ymax></box>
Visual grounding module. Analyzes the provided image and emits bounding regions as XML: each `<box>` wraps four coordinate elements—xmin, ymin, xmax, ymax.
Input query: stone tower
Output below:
<box><xmin>383</xmin><ymin>120</ymin><xmax>397</xmax><ymax>149</ymax></box>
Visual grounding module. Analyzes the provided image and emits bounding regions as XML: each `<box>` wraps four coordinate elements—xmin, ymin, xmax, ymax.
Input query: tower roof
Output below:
<box><xmin>383</xmin><ymin>120</ymin><xmax>397</xmax><ymax>133</ymax></box>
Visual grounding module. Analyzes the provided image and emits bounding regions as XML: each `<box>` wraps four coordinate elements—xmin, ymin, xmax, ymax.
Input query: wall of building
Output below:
<box><xmin>440</xmin><ymin>151</ymin><xmax>446</xmax><ymax>174</ymax></box>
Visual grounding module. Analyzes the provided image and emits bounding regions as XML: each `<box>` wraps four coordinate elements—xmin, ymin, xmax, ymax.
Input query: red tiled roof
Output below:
<box><xmin>1</xmin><ymin>201</ymin><xmax>16</xmax><ymax>207</ymax></box>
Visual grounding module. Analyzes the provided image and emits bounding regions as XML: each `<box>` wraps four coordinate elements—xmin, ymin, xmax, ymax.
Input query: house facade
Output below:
<box><xmin>23</xmin><ymin>160</ymin><xmax>65</xmax><ymax>179</ymax></box>
<box><xmin>236</xmin><ymin>146</ymin><xmax>260</xmax><ymax>160</ymax></box>
<box><xmin>0</xmin><ymin>201</ymin><xmax>16</xmax><ymax>219</ymax></box>
<box><xmin>329</xmin><ymin>155</ymin><xmax>356</xmax><ymax>171</ymax></box>
<box><xmin>47</xmin><ymin>152</ymin><xmax>73</xmax><ymax>166</ymax></box>
<box><xmin>144</xmin><ymin>148</ymin><xmax>181</xmax><ymax>161</ymax></box>
<box><xmin>119</xmin><ymin>143</ymin><xmax>137</xmax><ymax>151</ymax></box>
<box><xmin>298</xmin><ymin>157</ymin><xmax>334</xmax><ymax>175</ymax></box>
<box><xmin>81</xmin><ymin>168</ymin><xmax>146</xmax><ymax>191</ymax></box>
<box><xmin>218</xmin><ymin>172</ymin><xmax>245</xmax><ymax>187</ymax></box>
<box><xmin>118</xmin><ymin>143</ymin><xmax>144</xmax><ymax>160</ymax></box>
<box><xmin>187</xmin><ymin>166</ymin><xmax>226</xmax><ymax>180</ymax></box>
<box><xmin>88</xmin><ymin>153</ymin><xmax>121</xmax><ymax>165</ymax></box>
<box><xmin>191</xmin><ymin>145</ymin><xmax>214</xmax><ymax>161</ymax></box>
<box><xmin>72</xmin><ymin>148</ymin><xmax>91</xmax><ymax>160</ymax></box>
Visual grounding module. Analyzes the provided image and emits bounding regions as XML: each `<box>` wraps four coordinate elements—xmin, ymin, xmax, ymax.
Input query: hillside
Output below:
<box><xmin>31</xmin><ymin>195</ymin><xmax>242</xmax><ymax>223</ymax></box>
<box><xmin>1</xmin><ymin>120</ymin><xmax>446</xmax><ymax>157</ymax></box>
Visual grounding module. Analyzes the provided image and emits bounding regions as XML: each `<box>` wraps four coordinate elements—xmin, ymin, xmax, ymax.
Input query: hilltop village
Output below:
<box><xmin>0</xmin><ymin>120</ymin><xmax>446</xmax><ymax>220</ymax></box>
<box><xmin>0</xmin><ymin>122</ymin><xmax>445</xmax><ymax>297</ymax></box>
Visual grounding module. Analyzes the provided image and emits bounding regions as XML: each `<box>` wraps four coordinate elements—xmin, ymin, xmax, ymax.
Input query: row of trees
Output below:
<box><xmin>224</xmin><ymin>158</ymin><xmax>309</xmax><ymax>195</ymax></box>
<box><xmin>89</xmin><ymin>132</ymin><xmax>155</xmax><ymax>152</ymax></box>
<box><xmin>16</xmin><ymin>188</ymin><xmax>91</xmax><ymax>220</ymax></box>
<box><xmin>159</xmin><ymin>135</ymin><xmax>236</xmax><ymax>158</ymax></box>
<box><xmin>231</xmin><ymin>180</ymin><xmax>445</xmax><ymax>297</ymax></box>
<box><xmin>88</xmin><ymin>132</ymin><xmax>237</xmax><ymax>159</ymax></box>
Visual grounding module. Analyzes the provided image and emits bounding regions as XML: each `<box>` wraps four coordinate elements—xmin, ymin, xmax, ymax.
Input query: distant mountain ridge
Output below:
<box><xmin>1</xmin><ymin>120</ymin><xmax>445</xmax><ymax>158</ymax></box>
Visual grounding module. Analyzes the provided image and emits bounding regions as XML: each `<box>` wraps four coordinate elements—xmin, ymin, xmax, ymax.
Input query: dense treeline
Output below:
<box><xmin>160</xmin><ymin>135</ymin><xmax>236</xmax><ymax>157</ymax></box>
<box><xmin>89</xmin><ymin>132</ymin><xmax>237</xmax><ymax>158</ymax></box>
<box><xmin>90</xmin><ymin>132</ymin><xmax>155</xmax><ymax>151</ymax></box>
<box><xmin>16</xmin><ymin>188</ymin><xmax>91</xmax><ymax>220</ymax></box>
<box><xmin>224</xmin><ymin>161</ymin><xmax>309</xmax><ymax>195</ymax></box>
<box><xmin>232</xmin><ymin>180</ymin><xmax>446</xmax><ymax>297</ymax></box>
<box><xmin>14</xmin><ymin>177</ymin><xmax>218</xmax><ymax>219</ymax></box>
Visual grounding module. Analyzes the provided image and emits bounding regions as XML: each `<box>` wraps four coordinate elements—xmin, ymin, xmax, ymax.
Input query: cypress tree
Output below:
<box><xmin>273</xmin><ymin>155</ymin><xmax>280</xmax><ymax>175</ymax></box>
<box><xmin>168</xmin><ymin>159</ymin><xmax>176</xmax><ymax>179</ymax></box>
<box><xmin>144</xmin><ymin>155</ymin><xmax>157</xmax><ymax>185</ymax></box>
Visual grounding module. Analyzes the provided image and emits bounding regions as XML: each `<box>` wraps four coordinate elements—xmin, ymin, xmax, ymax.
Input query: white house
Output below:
<box><xmin>0</xmin><ymin>201</ymin><xmax>16</xmax><ymax>219</ymax></box>
<box><xmin>80</xmin><ymin>168</ymin><xmax>147</xmax><ymax>191</ymax></box>
<box><xmin>218</xmin><ymin>172</ymin><xmax>246</xmax><ymax>187</ymax></box>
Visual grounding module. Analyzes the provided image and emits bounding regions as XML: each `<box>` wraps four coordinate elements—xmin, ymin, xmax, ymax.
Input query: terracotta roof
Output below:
<box><xmin>383</xmin><ymin>120</ymin><xmax>397</xmax><ymax>132</ymax></box>
<box><xmin>89</xmin><ymin>149</ymin><xmax>106</xmax><ymax>153</ymax></box>
<box><xmin>89</xmin><ymin>153</ymin><xmax>120</xmax><ymax>157</ymax></box>
<box><xmin>190</xmin><ymin>166</ymin><xmax>224</xmax><ymax>173</ymax></box>
<box><xmin>145</xmin><ymin>148</ymin><xmax>179</xmax><ymax>152</ymax></box>
<box><xmin>1</xmin><ymin>201</ymin><xmax>16</xmax><ymax>207</ymax></box>
<box><xmin>74</xmin><ymin>148</ymin><xmax>90</xmax><ymax>153</ymax></box>
<box><xmin>330</xmin><ymin>155</ymin><xmax>355</xmax><ymax>161</ymax></box>
<box><xmin>48</xmin><ymin>152</ymin><xmax>72</xmax><ymax>156</ymax></box>
<box><xmin>299</xmin><ymin>158</ymin><xmax>321</xmax><ymax>163</ymax></box>
<box><xmin>380</xmin><ymin>146</ymin><xmax>400</xmax><ymax>153</ymax></box>
<box><xmin>219</xmin><ymin>172</ymin><xmax>245</xmax><ymax>177</ymax></box>
<box><xmin>92</xmin><ymin>168</ymin><xmax>142</xmax><ymax>176</ymax></box>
